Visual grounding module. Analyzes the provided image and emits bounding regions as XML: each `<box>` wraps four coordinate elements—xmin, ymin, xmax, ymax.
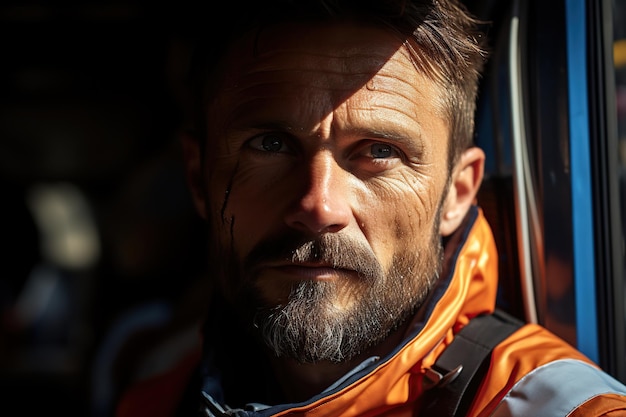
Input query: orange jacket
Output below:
<box><xmin>116</xmin><ymin>207</ymin><xmax>626</xmax><ymax>417</ymax></box>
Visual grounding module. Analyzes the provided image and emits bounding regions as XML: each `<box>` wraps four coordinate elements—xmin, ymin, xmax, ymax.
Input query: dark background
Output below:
<box><xmin>0</xmin><ymin>1</ymin><xmax>208</xmax><ymax>415</ymax></box>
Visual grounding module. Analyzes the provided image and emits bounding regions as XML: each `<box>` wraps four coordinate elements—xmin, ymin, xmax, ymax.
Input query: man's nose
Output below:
<box><xmin>284</xmin><ymin>152</ymin><xmax>352</xmax><ymax>234</ymax></box>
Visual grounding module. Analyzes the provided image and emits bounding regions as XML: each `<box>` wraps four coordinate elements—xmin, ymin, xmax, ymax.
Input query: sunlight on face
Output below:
<box><xmin>203</xmin><ymin>21</ymin><xmax>451</xmax><ymax>362</ymax></box>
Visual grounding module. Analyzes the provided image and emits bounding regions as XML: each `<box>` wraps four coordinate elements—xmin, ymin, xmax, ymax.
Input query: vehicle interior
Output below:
<box><xmin>1</xmin><ymin>0</ymin><xmax>624</xmax><ymax>416</ymax></box>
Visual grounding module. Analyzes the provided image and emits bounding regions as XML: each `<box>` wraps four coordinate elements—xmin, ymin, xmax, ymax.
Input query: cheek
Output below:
<box><xmin>357</xmin><ymin>175</ymin><xmax>443</xmax><ymax>256</ymax></box>
<box><xmin>207</xmin><ymin>160</ymin><xmax>291</xmax><ymax>250</ymax></box>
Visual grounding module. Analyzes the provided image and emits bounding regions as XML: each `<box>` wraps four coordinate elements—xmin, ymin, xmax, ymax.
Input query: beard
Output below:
<box><xmin>217</xmin><ymin>219</ymin><xmax>444</xmax><ymax>364</ymax></box>
<box><xmin>259</xmin><ymin>246</ymin><xmax>441</xmax><ymax>363</ymax></box>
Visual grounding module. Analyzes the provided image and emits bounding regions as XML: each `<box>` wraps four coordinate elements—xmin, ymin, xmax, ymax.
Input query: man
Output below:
<box><xmin>115</xmin><ymin>0</ymin><xmax>626</xmax><ymax>416</ymax></box>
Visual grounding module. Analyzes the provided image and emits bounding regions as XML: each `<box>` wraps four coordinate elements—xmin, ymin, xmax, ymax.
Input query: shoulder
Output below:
<box><xmin>465</xmin><ymin>319</ymin><xmax>626</xmax><ymax>416</ymax></box>
<box><xmin>491</xmin><ymin>358</ymin><xmax>626</xmax><ymax>416</ymax></box>
<box><xmin>481</xmin><ymin>322</ymin><xmax>626</xmax><ymax>416</ymax></box>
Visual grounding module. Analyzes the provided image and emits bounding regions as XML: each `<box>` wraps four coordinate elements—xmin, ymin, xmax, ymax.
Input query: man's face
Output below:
<box><xmin>199</xmin><ymin>22</ymin><xmax>452</xmax><ymax>363</ymax></box>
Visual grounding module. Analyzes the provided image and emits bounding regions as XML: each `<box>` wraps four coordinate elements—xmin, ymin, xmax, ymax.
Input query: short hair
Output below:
<box><xmin>183</xmin><ymin>0</ymin><xmax>488</xmax><ymax>170</ymax></box>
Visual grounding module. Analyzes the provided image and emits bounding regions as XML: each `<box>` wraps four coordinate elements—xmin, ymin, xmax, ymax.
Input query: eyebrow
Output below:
<box><xmin>344</xmin><ymin>126</ymin><xmax>426</xmax><ymax>154</ymax></box>
<box><xmin>349</xmin><ymin>126</ymin><xmax>416</xmax><ymax>141</ymax></box>
<box><xmin>233</xmin><ymin>121</ymin><xmax>422</xmax><ymax>139</ymax></box>
<box><xmin>227</xmin><ymin>120</ymin><xmax>427</xmax><ymax>155</ymax></box>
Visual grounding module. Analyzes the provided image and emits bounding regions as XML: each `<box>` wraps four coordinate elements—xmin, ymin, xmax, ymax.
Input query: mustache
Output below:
<box><xmin>243</xmin><ymin>232</ymin><xmax>384</xmax><ymax>281</ymax></box>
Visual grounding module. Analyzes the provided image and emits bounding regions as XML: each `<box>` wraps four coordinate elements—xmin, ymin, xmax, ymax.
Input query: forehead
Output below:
<box><xmin>209</xmin><ymin>21</ymin><xmax>445</xmax><ymax>131</ymax></box>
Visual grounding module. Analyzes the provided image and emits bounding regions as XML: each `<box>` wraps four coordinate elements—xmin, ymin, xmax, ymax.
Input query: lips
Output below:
<box><xmin>257</xmin><ymin>262</ymin><xmax>359</xmax><ymax>281</ymax></box>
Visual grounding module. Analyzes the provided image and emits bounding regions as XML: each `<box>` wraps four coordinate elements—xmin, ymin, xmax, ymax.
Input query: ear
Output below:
<box><xmin>439</xmin><ymin>146</ymin><xmax>485</xmax><ymax>236</ymax></box>
<box><xmin>180</xmin><ymin>130</ymin><xmax>208</xmax><ymax>220</ymax></box>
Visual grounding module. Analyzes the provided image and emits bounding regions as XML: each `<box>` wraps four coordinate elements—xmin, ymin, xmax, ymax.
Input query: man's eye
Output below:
<box><xmin>247</xmin><ymin>133</ymin><xmax>290</xmax><ymax>153</ymax></box>
<box><xmin>261</xmin><ymin>135</ymin><xmax>283</xmax><ymax>152</ymax></box>
<box><xmin>370</xmin><ymin>143</ymin><xmax>398</xmax><ymax>159</ymax></box>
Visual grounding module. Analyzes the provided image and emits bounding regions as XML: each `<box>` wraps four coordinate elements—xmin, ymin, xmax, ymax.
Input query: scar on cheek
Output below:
<box><xmin>220</xmin><ymin>161</ymin><xmax>240</xmax><ymax>225</ymax></box>
<box><xmin>229</xmin><ymin>215</ymin><xmax>236</xmax><ymax>255</ymax></box>
<box><xmin>220</xmin><ymin>192</ymin><xmax>230</xmax><ymax>225</ymax></box>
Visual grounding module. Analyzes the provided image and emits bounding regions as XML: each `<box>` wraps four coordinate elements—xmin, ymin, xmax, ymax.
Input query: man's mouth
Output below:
<box><xmin>256</xmin><ymin>262</ymin><xmax>359</xmax><ymax>281</ymax></box>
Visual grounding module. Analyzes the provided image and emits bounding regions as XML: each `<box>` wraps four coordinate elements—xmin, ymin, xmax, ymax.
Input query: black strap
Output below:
<box><xmin>420</xmin><ymin>309</ymin><xmax>524</xmax><ymax>417</ymax></box>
